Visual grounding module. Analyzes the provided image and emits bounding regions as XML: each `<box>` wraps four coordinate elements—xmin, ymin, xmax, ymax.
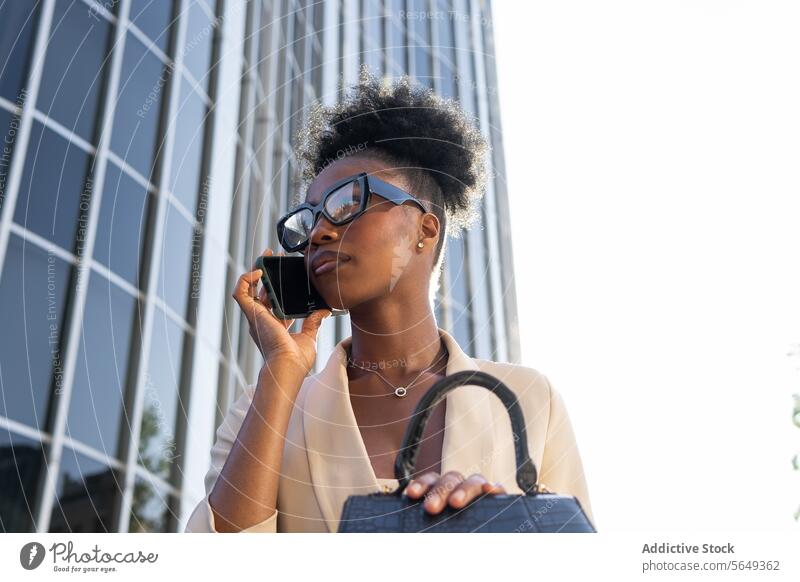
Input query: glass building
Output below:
<box><xmin>0</xmin><ymin>0</ymin><xmax>518</xmax><ymax>533</ymax></box>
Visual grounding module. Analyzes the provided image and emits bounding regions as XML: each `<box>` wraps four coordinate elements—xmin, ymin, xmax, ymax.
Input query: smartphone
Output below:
<box><xmin>254</xmin><ymin>254</ymin><xmax>349</xmax><ymax>320</ymax></box>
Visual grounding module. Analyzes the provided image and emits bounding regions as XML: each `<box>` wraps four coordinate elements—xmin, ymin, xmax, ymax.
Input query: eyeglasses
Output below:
<box><xmin>276</xmin><ymin>172</ymin><xmax>429</xmax><ymax>252</ymax></box>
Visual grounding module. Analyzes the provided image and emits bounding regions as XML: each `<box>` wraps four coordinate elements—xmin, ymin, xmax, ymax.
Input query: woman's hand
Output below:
<box><xmin>404</xmin><ymin>470</ymin><xmax>507</xmax><ymax>514</ymax></box>
<box><xmin>232</xmin><ymin>248</ymin><xmax>332</xmax><ymax>376</ymax></box>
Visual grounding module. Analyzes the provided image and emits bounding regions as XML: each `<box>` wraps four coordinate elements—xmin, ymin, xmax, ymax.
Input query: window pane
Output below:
<box><xmin>0</xmin><ymin>235</ymin><xmax>72</xmax><ymax>431</ymax></box>
<box><xmin>0</xmin><ymin>107</ymin><xmax>21</xmax><ymax>214</ymax></box>
<box><xmin>0</xmin><ymin>428</ymin><xmax>45</xmax><ymax>533</ymax></box>
<box><xmin>129</xmin><ymin>475</ymin><xmax>174</xmax><ymax>532</ymax></box>
<box><xmin>129</xmin><ymin>0</ymin><xmax>175</xmax><ymax>54</ymax></box>
<box><xmin>13</xmin><ymin>121</ymin><xmax>91</xmax><ymax>251</ymax></box>
<box><xmin>386</xmin><ymin>0</ymin><xmax>406</xmax><ymax>77</ymax></box>
<box><xmin>111</xmin><ymin>33</ymin><xmax>169</xmax><ymax>180</ymax></box>
<box><xmin>311</xmin><ymin>2</ymin><xmax>323</xmax><ymax>94</ymax></box>
<box><xmin>203</xmin><ymin>0</ymin><xmax>218</xmax><ymax>16</ymax></box>
<box><xmin>169</xmin><ymin>79</ymin><xmax>206</xmax><ymax>213</ymax></box>
<box><xmin>447</xmin><ymin>236</ymin><xmax>473</xmax><ymax>351</ymax></box>
<box><xmin>436</xmin><ymin>0</ymin><xmax>456</xmax><ymax>98</ymax></box>
<box><xmin>362</xmin><ymin>0</ymin><xmax>383</xmax><ymax>73</ymax></box>
<box><xmin>140</xmin><ymin>308</ymin><xmax>184</xmax><ymax>481</ymax></box>
<box><xmin>409</xmin><ymin>0</ymin><xmax>432</xmax><ymax>86</ymax></box>
<box><xmin>48</xmin><ymin>447</ymin><xmax>121</xmax><ymax>532</ymax></box>
<box><xmin>156</xmin><ymin>203</ymin><xmax>195</xmax><ymax>319</ymax></box>
<box><xmin>94</xmin><ymin>162</ymin><xmax>150</xmax><ymax>288</ymax></box>
<box><xmin>0</xmin><ymin>2</ymin><xmax>41</xmax><ymax>102</ymax></box>
<box><xmin>182</xmin><ymin>0</ymin><xmax>214</xmax><ymax>93</ymax></box>
<box><xmin>66</xmin><ymin>273</ymin><xmax>137</xmax><ymax>458</ymax></box>
<box><xmin>37</xmin><ymin>0</ymin><xmax>112</xmax><ymax>143</ymax></box>
<box><xmin>291</xmin><ymin>4</ymin><xmax>306</xmax><ymax>75</ymax></box>
<box><xmin>449</xmin><ymin>3</ymin><xmax>476</xmax><ymax>114</ymax></box>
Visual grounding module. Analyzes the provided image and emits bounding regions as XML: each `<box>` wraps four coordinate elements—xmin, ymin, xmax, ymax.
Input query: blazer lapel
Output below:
<box><xmin>303</xmin><ymin>327</ymin><xmax>497</xmax><ymax>532</ymax></box>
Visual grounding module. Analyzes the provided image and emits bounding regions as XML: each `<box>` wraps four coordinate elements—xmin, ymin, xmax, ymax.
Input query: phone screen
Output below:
<box><xmin>256</xmin><ymin>255</ymin><xmax>346</xmax><ymax>319</ymax></box>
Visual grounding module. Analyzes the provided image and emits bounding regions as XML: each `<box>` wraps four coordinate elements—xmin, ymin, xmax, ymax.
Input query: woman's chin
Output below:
<box><xmin>316</xmin><ymin>289</ymin><xmax>349</xmax><ymax>311</ymax></box>
<box><xmin>313</xmin><ymin>275</ymin><xmax>357</xmax><ymax>311</ymax></box>
<box><xmin>318</xmin><ymin>286</ymin><xmax>371</xmax><ymax>312</ymax></box>
<box><xmin>322</xmin><ymin>299</ymin><xmax>347</xmax><ymax>311</ymax></box>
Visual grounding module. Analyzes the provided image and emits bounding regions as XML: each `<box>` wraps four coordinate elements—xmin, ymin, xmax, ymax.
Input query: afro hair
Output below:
<box><xmin>292</xmin><ymin>65</ymin><xmax>489</xmax><ymax>287</ymax></box>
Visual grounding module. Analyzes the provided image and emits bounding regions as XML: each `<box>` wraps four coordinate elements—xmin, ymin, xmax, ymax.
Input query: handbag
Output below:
<box><xmin>337</xmin><ymin>370</ymin><xmax>597</xmax><ymax>532</ymax></box>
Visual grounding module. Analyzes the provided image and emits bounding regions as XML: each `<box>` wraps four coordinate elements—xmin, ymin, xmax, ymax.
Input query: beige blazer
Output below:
<box><xmin>184</xmin><ymin>327</ymin><xmax>595</xmax><ymax>532</ymax></box>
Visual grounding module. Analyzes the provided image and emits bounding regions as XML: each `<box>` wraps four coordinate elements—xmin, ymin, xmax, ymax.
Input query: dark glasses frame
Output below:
<box><xmin>276</xmin><ymin>172</ymin><xmax>430</xmax><ymax>252</ymax></box>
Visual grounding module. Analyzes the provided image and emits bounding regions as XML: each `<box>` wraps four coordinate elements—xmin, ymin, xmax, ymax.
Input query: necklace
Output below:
<box><xmin>346</xmin><ymin>341</ymin><xmax>449</xmax><ymax>398</ymax></box>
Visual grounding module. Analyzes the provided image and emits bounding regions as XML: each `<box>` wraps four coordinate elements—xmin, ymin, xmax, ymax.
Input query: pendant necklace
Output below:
<box><xmin>346</xmin><ymin>341</ymin><xmax>449</xmax><ymax>398</ymax></box>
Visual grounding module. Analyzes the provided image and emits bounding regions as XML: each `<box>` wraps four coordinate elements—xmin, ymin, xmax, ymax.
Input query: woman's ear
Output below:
<box><xmin>418</xmin><ymin>212</ymin><xmax>440</xmax><ymax>249</ymax></box>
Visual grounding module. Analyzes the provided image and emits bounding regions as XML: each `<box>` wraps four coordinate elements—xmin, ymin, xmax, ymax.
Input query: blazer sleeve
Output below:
<box><xmin>537</xmin><ymin>375</ymin><xmax>597</xmax><ymax>529</ymax></box>
<box><xmin>183</xmin><ymin>385</ymin><xmax>279</xmax><ymax>533</ymax></box>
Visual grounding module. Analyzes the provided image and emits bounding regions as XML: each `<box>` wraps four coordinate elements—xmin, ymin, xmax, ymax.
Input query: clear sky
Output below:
<box><xmin>492</xmin><ymin>0</ymin><xmax>800</xmax><ymax>531</ymax></box>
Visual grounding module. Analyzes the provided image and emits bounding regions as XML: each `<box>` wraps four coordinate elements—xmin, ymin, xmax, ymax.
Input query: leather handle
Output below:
<box><xmin>393</xmin><ymin>370</ymin><xmax>540</xmax><ymax>494</ymax></box>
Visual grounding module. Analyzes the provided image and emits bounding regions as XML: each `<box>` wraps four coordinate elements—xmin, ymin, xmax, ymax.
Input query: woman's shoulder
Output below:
<box><xmin>472</xmin><ymin>358</ymin><xmax>553</xmax><ymax>399</ymax></box>
<box><xmin>472</xmin><ymin>358</ymin><xmax>544</xmax><ymax>379</ymax></box>
<box><xmin>470</xmin><ymin>358</ymin><xmax>572</xmax><ymax>429</ymax></box>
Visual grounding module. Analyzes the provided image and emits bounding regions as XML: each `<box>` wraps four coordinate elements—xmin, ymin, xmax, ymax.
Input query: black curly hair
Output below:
<box><xmin>293</xmin><ymin>65</ymin><xmax>489</xmax><ymax>289</ymax></box>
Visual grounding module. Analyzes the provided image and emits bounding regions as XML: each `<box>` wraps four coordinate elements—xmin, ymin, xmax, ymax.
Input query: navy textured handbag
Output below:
<box><xmin>337</xmin><ymin>370</ymin><xmax>596</xmax><ymax>532</ymax></box>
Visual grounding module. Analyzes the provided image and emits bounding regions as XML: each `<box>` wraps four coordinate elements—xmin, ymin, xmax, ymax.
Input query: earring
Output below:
<box><xmin>417</xmin><ymin>241</ymin><xmax>424</xmax><ymax>248</ymax></box>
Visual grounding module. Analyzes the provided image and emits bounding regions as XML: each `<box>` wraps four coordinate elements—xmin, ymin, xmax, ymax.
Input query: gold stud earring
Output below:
<box><xmin>417</xmin><ymin>241</ymin><xmax>424</xmax><ymax>248</ymax></box>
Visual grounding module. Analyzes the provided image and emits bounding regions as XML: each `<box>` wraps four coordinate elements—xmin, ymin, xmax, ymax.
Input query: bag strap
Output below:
<box><xmin>393</xmin><ymin>370</ymin><xmax>540</xmax><ymax>494</ymax></box>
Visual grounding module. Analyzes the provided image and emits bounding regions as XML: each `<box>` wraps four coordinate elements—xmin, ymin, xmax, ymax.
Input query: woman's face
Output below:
<box><xmin>301</xmin><ymin>155</ymin><xmax>432</xmax><ymax>311</ymax></box>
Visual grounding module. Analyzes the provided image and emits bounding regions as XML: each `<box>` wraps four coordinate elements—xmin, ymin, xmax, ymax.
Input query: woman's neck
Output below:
<box><xmin>345</xmin><ymin>292</ymin><xmax>449</xmax><ymax>393</ymax></box>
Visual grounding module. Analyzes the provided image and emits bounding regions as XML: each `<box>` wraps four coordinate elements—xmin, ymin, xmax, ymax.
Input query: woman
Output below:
<box><xmin>184</xmin><ymin>68</ymin><xmax>594</xmax><ymax>533</ymax></box>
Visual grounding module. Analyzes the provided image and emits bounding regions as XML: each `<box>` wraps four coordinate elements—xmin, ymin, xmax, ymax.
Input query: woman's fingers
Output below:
<box><xmin>257</xmin><ymin>284</ymin><xmax>269</xmax><ymax>306</ymax></box>
<box><xmin>404</xmin><ymin>471</ymin><xmax>440</xmax><ymax>499</ymax></box>
<box><xmin>254</xmin><ymin>247</ymin><xmax>274</xmax><ymax>274</ymax></box>
<box><xmin>252</xmin><ymin>248</ymin><xmax>274</xmax><ymax>307</ymax></box>
<box><xmin>232</xmin><ymin>269</ymin><xmax>262</xmax><ymax>315</ymax></box>
<box><xmin>298</xmin><ymin>308</ymin><xmax>330</xmax><ymax>339</ymax></box>
<box><xmin>404</xmin><ymin>471</ymin><xmax>507</xmax><ymax>514</ymax></box>
<box><xmin>448</xmin><ymin>474</ymin><xmax>507</xmax><ymax>509</ymax></box>
<box><xmin>445</xmin><ymin>474</ymin><xmax>488</xmax><ymax>509</ymax></box>
<box><xmin>481</xmin><ymin>481</ymin><xmax>507</xmax><ymax>495</ymax></box>
<box><xmin>233</xmin><ymin>247</ymin><xmax>279</xmax><ymax>327</ymax></box>
<box><xmin>421</xmin><ymin>471</ymin><xmax>465</xmax><ymax>514</ymax></box>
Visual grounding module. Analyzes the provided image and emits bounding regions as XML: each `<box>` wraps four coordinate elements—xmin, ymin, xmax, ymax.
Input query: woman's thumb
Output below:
<box><xmin>301</xmin><ymin>309</ymin><xmax>331</xmax><ymax>339</ymax></box>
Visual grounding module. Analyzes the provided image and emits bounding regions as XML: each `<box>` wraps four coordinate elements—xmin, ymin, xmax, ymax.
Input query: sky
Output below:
<box><xmin>492</xmin><ymin>0</ymin><xmax>800</xmax><ymax>531</ymax></box>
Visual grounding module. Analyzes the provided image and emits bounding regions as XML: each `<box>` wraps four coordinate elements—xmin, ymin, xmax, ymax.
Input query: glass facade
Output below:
<box><xmin>0</xmin><ymin>0</ymin><xmax>518</xmax><ymax>533</ymax></box>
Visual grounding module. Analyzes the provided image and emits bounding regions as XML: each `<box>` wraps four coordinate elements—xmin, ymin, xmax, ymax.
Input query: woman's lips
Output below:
<box><xmin>313</xmin><ymin>257</ymin><xmax>349</xmax><ymax>276</ymax></box>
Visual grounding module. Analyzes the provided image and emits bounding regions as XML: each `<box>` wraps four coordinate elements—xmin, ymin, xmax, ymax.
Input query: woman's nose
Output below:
<box><xmin>308</xmin><ymin>213</ymin><xmax>341</xmax><ymax>245</ymax></box>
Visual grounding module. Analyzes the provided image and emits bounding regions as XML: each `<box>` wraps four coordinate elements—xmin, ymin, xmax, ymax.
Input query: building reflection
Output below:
<box><xmin>0</xmin><ymin>0</ymin><xmax>515</xmax><ymax>532</ymax></box>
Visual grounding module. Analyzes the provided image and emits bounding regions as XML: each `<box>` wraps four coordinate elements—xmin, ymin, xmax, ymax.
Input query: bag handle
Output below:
<box><xmin>393</xmin><ymin>370</ymin><xmax>541</xmax><ymax>495</ymax></box>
